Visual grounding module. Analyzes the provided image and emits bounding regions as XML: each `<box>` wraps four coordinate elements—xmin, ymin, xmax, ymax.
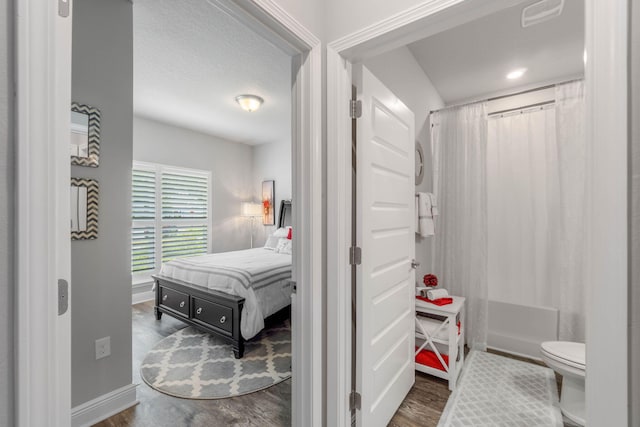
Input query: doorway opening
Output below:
<box><xmin>329</xmin><ymin>2</ymin><xmax>624</xmax><ymax>427</ymax></box>
<box><xmin>109</xmin><ymin>1</ymin><xmax>296</xmax><ymax>423</ymax></box>
<box><xmin>15</xmin><ymin>0</ymin><xmax>321</xmax><ymax>425</ymax></box>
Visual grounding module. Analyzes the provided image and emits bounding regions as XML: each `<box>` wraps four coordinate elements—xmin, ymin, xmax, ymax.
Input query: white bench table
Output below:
<box><xmin>415</xmin><ymin>295</ymin><xmax>465</xmax><ymax>391</ymax></box>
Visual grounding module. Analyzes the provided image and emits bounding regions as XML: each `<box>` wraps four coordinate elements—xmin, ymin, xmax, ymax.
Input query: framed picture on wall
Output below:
<box><xmin>262</xmin><ymin>180</ymin><xmax>275</xmax><ymax>225</ymax></box>
<box><xmin>70</xmin><ymin>102</ymin><xmax>101</xmax><ymax>167</ymax></box>
<box><xmin>70</xmin><ymin>177</ymin><xmax>99</xmax><ymax>240</ymax></box>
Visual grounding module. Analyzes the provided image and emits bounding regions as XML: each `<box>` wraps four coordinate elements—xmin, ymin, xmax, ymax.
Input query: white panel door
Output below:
<box><xmin>355</xmin><ymin>64</ymin><xmax>415</xmax><ymax>427</ymax></box>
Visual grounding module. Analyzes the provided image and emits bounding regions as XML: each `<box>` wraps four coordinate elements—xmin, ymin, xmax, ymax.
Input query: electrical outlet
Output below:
<box><xmin>95</xmin><ymin>336</ymin><xmax>111</xmax><ymax>360</ymax></box>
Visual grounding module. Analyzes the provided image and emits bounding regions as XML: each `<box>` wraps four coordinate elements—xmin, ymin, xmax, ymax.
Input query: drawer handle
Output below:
<box><xmin>196</xmin><ymin>307</ymin><xmax>203</xmax><ymax>315</ymax></box>
<box><xmin>179</xmin><ymin>301</ymin><xmax>185</xmax><ymax>308</ymax></box>
<box><xmin>220</xmin><ymin>316</ymin><xmax>226</xmax><ymax>324</ymax></box>
<box><xmin>162</xmin><ymin>294</ymin><xmax>168</xmax><ymax>301</ymax></box>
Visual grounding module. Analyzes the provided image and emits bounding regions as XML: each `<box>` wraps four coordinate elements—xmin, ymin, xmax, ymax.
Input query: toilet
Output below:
<box><xmin>540</xmin><ymin>341</ymin><xmax>586</xmax><ymax>426</ymax></box>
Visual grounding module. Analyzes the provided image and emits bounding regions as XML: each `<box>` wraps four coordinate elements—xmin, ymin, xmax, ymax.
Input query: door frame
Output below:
<box><xmin>15</xmin><ymin>0</ymin><xmax>73</xmax><ymax>425</ymax></box>
<box><xmin>326</xmin><ymin>0</ymin><xmax>629</xmax><ymax>425</ymax></box>
<box><xmin>14</xmin><ymin>0</ymin><xmax>323</xmax><ymax>426</ymax></box>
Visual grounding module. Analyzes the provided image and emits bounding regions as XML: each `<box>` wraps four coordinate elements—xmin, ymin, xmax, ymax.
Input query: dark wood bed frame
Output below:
<box><xmin>153</xmin><ymin>200</ymin><xmax>292</xmax><ymax>359</ymax></box>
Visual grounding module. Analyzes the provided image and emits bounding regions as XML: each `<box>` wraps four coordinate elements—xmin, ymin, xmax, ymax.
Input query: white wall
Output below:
<box><xmin>251</xmin><ymin>139</ymin><xmax>292</xmax><ymax>246</ymax></box>
<box><xmin>273</xmin><ymin>0</ymin><xmax>325</xmax><ymax>41</ymax></box>
<box><xmin>0</xmin><ymin>0</ymin><xmax>13</xmax><ymax>424</ymax></box>
<box><xmin>134</xmin><ymin>116</ymin><xmax>255</xmax><ymax>253</ymax></box>
<box><xmin>71</xmin><ymin>0</ymin><xmax>134</xmax><ymax>407</ymax></box>
<box><xmin>325</xmin><ymin>0</ymin><xmax>439</xmax><ymax>42</ymax></box>
<box><xmin>363</xmin><ymin>46</ymin><xmax>444</xmax><ymax>282</ymax></box>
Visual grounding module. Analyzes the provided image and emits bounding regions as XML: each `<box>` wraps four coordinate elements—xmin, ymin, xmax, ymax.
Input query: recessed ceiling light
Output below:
<box><xmin>235</xmin><ymin>94</ymin><xmax>264</xmax><ymax>112</ymax></box>
<box><xmin>506</xmin><ymin>68</ymin><xmax>527</xmax><ymax>80</ymax></box>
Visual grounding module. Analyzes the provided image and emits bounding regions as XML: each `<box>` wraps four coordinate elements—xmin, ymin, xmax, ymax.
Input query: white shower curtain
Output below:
<box><xmin>555</xmin><ymin>81</ymin><xmax>587</xmax><ymax>341</ymax></box>
<box><xmin>486</xmin><ymin>81</ymin><xmax>586</xmax><ymax>342</ymax></box>
<box><xmin>432</xmin><ymin>103</ymin><xmax>488</xmax><ymax>350</ymax></box>
<box><xmin>487</xmin><ymin>106</ymin><xmax>561</xmax><ymax>308</ymax></box>
<box><xmin>431</xmin><ymin>80</ymin><xmax>586</xmax><ymax>346</ymax></box>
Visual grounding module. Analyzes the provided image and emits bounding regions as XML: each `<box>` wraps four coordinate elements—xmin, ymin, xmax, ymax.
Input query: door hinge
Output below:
<box><xmin>58</xmin><ymin>0</ymin><xmax>70</xmax><ymax>17</ymax></box>
<box><xmin>349</xmin><ymin>246</ymin><xmax>362</xmax><ymax>266</ymax></box>
<box><xmin>349</xmin><ymin>391</ymin><xmax>361</xmax><ymax>411</ymax></box>
<box><xmin>350</xmin><ymin>99</ymin><xmax>362</xmax><ymax>119</ymax></box>
<box><xmin>58</xmin><ymin>279</ymin><xmax>69</xmax><ymax>315</ymax></box>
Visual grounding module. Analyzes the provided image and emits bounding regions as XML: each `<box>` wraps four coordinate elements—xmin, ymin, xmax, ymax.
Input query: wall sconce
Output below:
<box><xmin>241</xmin><ymin>202</ymin><xmax>262</xmax><ymax>248</ymax></box>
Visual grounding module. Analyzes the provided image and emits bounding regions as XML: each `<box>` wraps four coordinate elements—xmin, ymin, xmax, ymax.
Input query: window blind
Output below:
<box><xmin>161</xmin><ymin>173</ymin><xmax>208</xmax><ymax>219</ymax></box>
<box><xmin>161</xmin><ymin>224</ymin><xmax>208</xmax><ymax>262</ymax></box>
<box><xmin>131</xmin><ymin>226</ymin><xmax>156</xmax><ymax>272</ymax></box>
<box><xmin>131</xmin><ymin>163</ymin><xmax>210</xmax><ymax>277</ymax></box>
<box><xmin>132</xmin><ymin>169</ymin><xmax>156</xmax><ymax>220</ymax></box>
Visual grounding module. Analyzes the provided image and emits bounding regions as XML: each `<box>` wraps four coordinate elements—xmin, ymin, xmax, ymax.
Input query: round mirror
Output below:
<box><xmin>415</xmin><ymin>142</ymin><xmax>424</xmax><ymax>185</ymax></box>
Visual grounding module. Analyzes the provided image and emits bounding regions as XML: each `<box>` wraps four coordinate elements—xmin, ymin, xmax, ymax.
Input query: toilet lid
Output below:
<box><xmin>541</xmin><ymin>341</ymin><xmax>585</xmax><ymax>367</ymax></box>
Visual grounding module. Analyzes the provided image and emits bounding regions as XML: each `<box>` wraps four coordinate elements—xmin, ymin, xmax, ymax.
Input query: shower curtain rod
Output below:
<box><xmin>429</xmin><ymin>77</ymin><xmax>583</xmax><ymax>115</ymax></box>
<box><xmin>487</xmin><ymin>100</ymin><xmax>555</xmax><ymax>117</ymax></box>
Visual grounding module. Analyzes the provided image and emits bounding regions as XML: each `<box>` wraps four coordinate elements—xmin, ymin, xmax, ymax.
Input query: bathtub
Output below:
<box><xmin>487</xmin><ymin>300</ymin><xmax>559</xmax><ymax>360</ymax></box>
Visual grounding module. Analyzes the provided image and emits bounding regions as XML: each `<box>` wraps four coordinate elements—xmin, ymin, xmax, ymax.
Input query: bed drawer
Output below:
<box><xmin>192</xmin><ymin>297</ymin><xmax>233</xmax><ymax>333</ymax></box>
<box><xmin>159</xmin><ymin>286</ymin><xmax>189</xmax><ymax>317</ymax></box>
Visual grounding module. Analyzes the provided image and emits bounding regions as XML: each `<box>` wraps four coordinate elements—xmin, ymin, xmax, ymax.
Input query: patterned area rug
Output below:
<box><xmin>140</xmin><ymin>321</ymin><xmax>291</xmax><ymax>399</ymax></box>
<box><xmin>438</xmin><ymin>350</ymin><xmax>563</xmax><ymax>427</ymax></box>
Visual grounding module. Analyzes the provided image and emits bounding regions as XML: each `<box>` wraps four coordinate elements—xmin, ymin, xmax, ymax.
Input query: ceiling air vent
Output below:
<box><xmin>521</xmin><ymin>0</ymin><xmax>564</xmax><ymax>28</ymax></box>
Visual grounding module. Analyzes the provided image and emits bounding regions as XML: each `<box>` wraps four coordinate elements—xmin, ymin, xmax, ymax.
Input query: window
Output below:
<box><xmin>131</xmin><ymin>162</ymin><xmax>210</xmax><ymax>280</ymax></box>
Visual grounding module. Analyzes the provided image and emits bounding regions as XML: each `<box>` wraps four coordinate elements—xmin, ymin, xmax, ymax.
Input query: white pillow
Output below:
<box><xmin>275</xmin><ymin>238</ymin><xmax>292</xmax><ymax>255</ymax></box>
<box><xmin>264</xmin><ymin>234</ymin><xmax>280</xmax><ymax>250</ymax></box>
<box><xmin>272</xmin><ymin>227</ymin><xmax>289</xmax><ymax>238</ymax></box>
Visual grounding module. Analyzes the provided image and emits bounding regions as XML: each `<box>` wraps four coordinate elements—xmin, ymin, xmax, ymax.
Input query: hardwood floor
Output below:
<box><xmin>95</xmin><ymin>301</ymin><xmax>291</xmax><ymax>427</ymax></box>
<box><xmin>99</xmin><ymin>302</ymin><xmax>564</xmax><ymax>427</ymax></box>
<box><xmin>389</xmin><ymin>372</ymin><xmax>451</xmax><ymax>427</ymax></box>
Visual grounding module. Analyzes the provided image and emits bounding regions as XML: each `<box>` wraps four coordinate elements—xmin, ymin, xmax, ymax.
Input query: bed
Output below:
<box><xmin>152</xmin><ymin>200</ymin><xmax>292</xmax><ymax>358</ymax></box>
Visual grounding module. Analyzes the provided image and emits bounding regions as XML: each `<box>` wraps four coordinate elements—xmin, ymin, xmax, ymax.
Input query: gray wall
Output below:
<box><xmin>0</xmin><ymin>0</ymin><xmax>13</xmax><ymax>424</ymax></box>
<box><xmin>71</xmin><ymin>0</ymin><xmax>134</xmax><ymax>407</ymax></box>
<box><xmin>251</xmin><ymin>139</ymin><xmax>293</xmax><ymax>246</ymax></box>
<box><xmin>364</xmin><ymin>46</ymin><xmax>444</xmax><ymax>281</ymax></box>
<box><xmin>133</xmin><ymin>116</ymin><xmax>255</xmax><ymax>253</ymax></box>
<box><xmin>134</xmin><ymin>115</ymin><xmax>292</xmax><ymax>251</ymax></box>
<box><xmin>630</xmin><ymin>0</ymin><xmax>639</xmax><ymax>423</ymax></box>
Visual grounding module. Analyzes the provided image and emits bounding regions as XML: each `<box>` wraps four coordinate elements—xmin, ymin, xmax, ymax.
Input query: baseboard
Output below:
<box><xmin>71</xmin><ymin>383</ymin><xmax>138</xmax><ymax>427</ymax></box>
<box><xmin>132</xmin><ymin>290</ymin><xmax>154</xmax><ymax>305</ymax></box>
<box><xmin>132</xmin><ymin>281</ymin><xmax>154</xmax><ymax>305</ymax></box>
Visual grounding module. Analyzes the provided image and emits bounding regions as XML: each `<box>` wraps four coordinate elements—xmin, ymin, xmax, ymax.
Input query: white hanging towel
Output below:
<box><xmin>428</xmin><ymin>192</ymin><xmax>439</xmax><ymax>221</ymax></box>
<box><xmin>416</xmin><ymin>192</ymin><xmax>435</xmax><ymax>237</ymax></box>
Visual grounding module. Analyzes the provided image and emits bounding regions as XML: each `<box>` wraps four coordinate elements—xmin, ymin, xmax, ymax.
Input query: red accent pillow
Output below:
<box><xmin>287</xmin><ymin>228</ymin><xmax>292</xmax><ymax>240</ymax></box>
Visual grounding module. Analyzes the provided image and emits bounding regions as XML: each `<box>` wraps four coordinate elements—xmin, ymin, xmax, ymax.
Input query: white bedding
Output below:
<box><xmin>159</xmin><ymin>248</ymin><xmax>292</xmax><ymax>340</ymax></box>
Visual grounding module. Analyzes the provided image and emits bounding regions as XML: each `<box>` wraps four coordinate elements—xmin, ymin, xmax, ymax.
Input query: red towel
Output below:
<box><xmin>415</xmin><ymin>347</ymin><xmax>449</xmax><ymax>371</ymax></box>
<box><xmin>416</xmin><ymin>295</ymin><xmax>453</xmax><ymax>306</ymax></box>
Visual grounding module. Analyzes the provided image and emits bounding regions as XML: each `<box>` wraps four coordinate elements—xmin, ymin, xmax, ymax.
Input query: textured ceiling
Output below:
<box><xmin>133</xmin><ymin>0</ymin><xmax>291</xmax><ymax>145</ymax></box>
<box><xmin>409</xmin><ymin>0</ymin><xmax>584</xmax><ymax>104</ymax></box>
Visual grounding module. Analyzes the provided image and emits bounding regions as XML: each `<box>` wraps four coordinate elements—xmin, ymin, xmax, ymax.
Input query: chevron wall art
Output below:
<box><xmin>71</xmin><ymin>102</ymin><xmax>101</xmax><ymax>167</ymax></box>
<box><xmin>71</xmin><ymin>178</ymin><xmax>99</xmax><ymax>240</ymax></box>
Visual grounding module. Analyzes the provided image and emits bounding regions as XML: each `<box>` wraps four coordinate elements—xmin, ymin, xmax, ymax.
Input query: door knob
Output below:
<box><xmin>411</xmin><ymin>259</ymin><xmax>420</xmax><ymax>269</ymax></box>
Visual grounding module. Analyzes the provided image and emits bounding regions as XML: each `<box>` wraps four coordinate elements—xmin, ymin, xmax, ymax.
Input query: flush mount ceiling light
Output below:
<box><xmin>506</xmin><ymin>68</ymin><xmax>527</xmax><ymax>80</ymax></box>
<box><xmin>521</xmin><ymin>0</ymin><xmax>565</xmax><ymax>28</ymax></box>
<box><xmin>235</xmin><ymin>94</ymin><xmax>264</xmax><ymax>112</ymax></box>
